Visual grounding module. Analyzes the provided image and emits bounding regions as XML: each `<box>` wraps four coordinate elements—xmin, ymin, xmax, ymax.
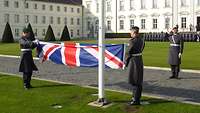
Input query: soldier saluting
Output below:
<box><xmin>126</xmin><ymin>26</ymin><xmax>145</xmax><ymax>105</ymax></box>
<box><xmin>166</xmin><ymin>26</ymin><xmax>184</xmax><ymax>79</ymax></box>
<box><xmin>19</xmin><ymin>27</ymin><xmax>39</xmax><ymax>89</ymax></box>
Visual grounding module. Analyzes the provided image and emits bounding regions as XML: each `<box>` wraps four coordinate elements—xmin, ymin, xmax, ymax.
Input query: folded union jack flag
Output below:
<box><xmin>36</xmin><ymin>41</ymin><xmax>125</xmax><ymax>69</ymax></box>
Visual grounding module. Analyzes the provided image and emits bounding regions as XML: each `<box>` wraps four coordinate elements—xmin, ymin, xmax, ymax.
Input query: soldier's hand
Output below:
<box><xmin>33</xmin><ymin>39</ymin><xmax>39</xmax><ymax>45</ymax></box>
<box><xmin>178</xmin><ymin>53</ymin><xmax>182</xmax><ymax>58</ymax></box>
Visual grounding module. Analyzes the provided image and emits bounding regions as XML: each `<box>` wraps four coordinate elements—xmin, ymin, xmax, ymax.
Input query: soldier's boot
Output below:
<box><xmin>175</xmin><ymin>72</ymin><xmax>179</xmax><ymax>79</ymax></box>
<box><xmin>169</xmin><ymin>72</ymin><xmax>176</xmax><ymax>79</ymax></box>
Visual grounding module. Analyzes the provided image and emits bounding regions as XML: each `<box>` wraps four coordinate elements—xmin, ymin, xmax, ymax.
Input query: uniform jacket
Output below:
<box><xmin>19</xmin><ymin>36</ymin><xmax>38</xmax><ymax>72</ymax></box>
<box><xmin>127</xmin><ymin>36</ymin><xmax>145</xmax><ymax>86</ymax></box>
<box><xmin>166</xmin><ymin>33</ymin><xmax>184</xmax><ymax>65</ymax></box>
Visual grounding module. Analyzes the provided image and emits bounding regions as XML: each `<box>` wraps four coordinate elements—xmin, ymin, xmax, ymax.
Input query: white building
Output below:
<box><xmin>82</xmin><ymin>0</ymin><xmax>200</xmax><ymax>38</ymax></box>
<box><xmin>0</xmin><ymin>0</ymin><xmax>82</xmax><ymax>40</ymax></box>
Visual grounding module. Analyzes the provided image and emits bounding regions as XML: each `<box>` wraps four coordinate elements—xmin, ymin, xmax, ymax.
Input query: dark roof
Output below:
<box><xmin>32</xmin><ymin>0</ymin><xmax>82</xmax><ymax>5</ymax></box>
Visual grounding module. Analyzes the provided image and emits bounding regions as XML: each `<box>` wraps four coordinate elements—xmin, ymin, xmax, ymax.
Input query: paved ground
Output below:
<box><xmin>0</xmin><ymin>56</ymin><xmax>200</xmax><ymax>104</ymax></box>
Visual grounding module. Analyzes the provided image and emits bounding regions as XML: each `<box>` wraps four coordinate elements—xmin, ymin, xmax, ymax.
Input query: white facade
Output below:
<box><xmin>82</xmin><ymin>0</ymin><xmax>200</xmax><ymax>38</ymax></box>
<box><xmin>0</xmin><ymin>0</ymin><xmax>83</xmax><ymax>40</ymax></box>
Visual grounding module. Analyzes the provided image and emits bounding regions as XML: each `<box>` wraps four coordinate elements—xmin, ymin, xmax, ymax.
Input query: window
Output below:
<box><xmin>57</xmin><ymin>17</ymin><xmax>61</xmax><ymax>24</ymax></box>
<box><xmin>14</xmin><ymin>1</ymin><xmax>19</xmax><ymax>8</ymax></box>
<box><xmin>141</xmin><ymin>19</ymin><xmax>146</xmax><ymax>29</ymax></box>
<box><xmin>71</xmin><ymin>18</ymin><xmax>74</xmax><ymax>25</ymax></box>
<box><xmin>77</xmin><ymin>18</ymin><xmax>80</xmax><ymax>25</ymax></box>
<box><xmin>107</xmin><ymin>1</ymin><xmax>111</xmax><ymax>12</ymax></box>
<box><xmin>50</xmin><ymin>5</ymin><xmax>53</xmax><ymax>11</ymax></box>
<box><xmin>181</xmin><ymin>17</ymin><xmax>186</xmax><ymax>28</ymax></box>
<box><xmin>96</xmin><ymin>3</ymin><xmax>99</xmax><ymax>13</ymax></box>
<box><xmin>141</xmin><ymin>0</ymin><xmax>146</xmax><ymax>9</ymax></box>
<box><xmin>165</xmin><ymin>0</ymin><xmax>170</xmax><ymax>7</ymax></box>
<box><xmin>24</xmin><ymin>2</ymin><xmax>29</xmax><ymax>8</ymax></box>
<box><xmin>95</xmin><ymin>20</ymin><xmax>99</xmax><ymax>33</ymax></box>
<box><xmin>64</xmin><ymin>7</ymin><xmax>67</xmax><ymax>12</ymax></box>
<box><xmin>181</xmin><ymin>0</ymin><xmax>186</xmax><ymax>7</ymax></box>
<box><xmin>64</xmin><ymin>17</ymin><xmax>67</xmax><ymax>25</ymax></box>
<box><xmin>153</xmin><ymin>19</ymin><xmax>158</xmax><ymax>29</ymax></box>
<box><xmin>70</xmin><ymin>29</ymin><xmax>73</xmax><ymax>37</ymax></box>
<box><xmin>77</xmin><ymin>29</ymin><xmax>80</xmax><ymax>36</ymax></box>
<box><xmin>14</xmin><ymin>14</ymin><xmax>20</xmax><ymax>23</ymax></box>
<box><xmin>34</xmin><ymin>4</ymin><xmax>37</xmax><ymax>9</ymax></box>
<box><xmin>71</xmin><ymin>8</ymin><xmax>74</xmax><ymax>12</ymax></box>
<box><xmin>119</xmin><ymin>0</ymin><xmax>125</xmax><ymax>11</ymax></box>
<box><xmin>34</xmin><ymin>29</ymin><xmax>38</xmax><ymax>36</ymax></box>
<box><xmin>130</xmin><ymin>0</ymin><xmax>135</xmax><ymax>10</ymax></box>
<box><xmin>87</xmin><ymin>21</ymin><xmax>91</xmax><ymax>30</ymax></box>
<box><xmin>25</xmin><ymin>15</ymin><xmax>29</xmax><ymax>23</ymax></box>
<box><xmin>119</xmin><ymin>20</ymin><xmax>124</xmax><ymax>30</ymax></box>
<box><xmin>165</xmin><ymin>17</ymin><xmax>170</xmax><ymax>29</ymax></box>
<box><xmin>77</xmin><ymin>8</ymin><xmax>80</xmax><ymax>13</ymax></box>
<box><xmin>42</xmin><ymin>4</ymin><xmax>46</xmax><ymax>10</ymax></box>
<box><xmin>130</xmin><ymin>19</ymin><xmax>134</xmax><ymax>29</ymax></box>
<box><xmin>15</xmin><ymin>28</ymin><xmax>19</xmax><ymax>37</ymax></box>
<box><xmin>107</xmin><ymin>20</ymin><xmax>111</xmax><ymax>31</ymax></box>
<box><xmin>152</xmin><ymin>0</ymin><xmax>157</xmax><ymax>8</ymax></box>
<box><xmin>4</xmin><ymin>14</ymin><xmax>9</xmax><ymax>23</ymax></box>
<box><xmin>33</xmin><ymin>15</ymin><xmax>38</xmax><ymax>24</ymax></box>
<box><xmin>42</xmin><ymin>16</ymin><xmax>46</xmax><ymax>24</ymax></box>
<box><xmin>57</xmin><ymin>32</ymin><xmax>60</xmax><ymax>37</ymax></box>
<box><xmin>50</xmin><ymin>16</ymin><xmax>53</xmax><ymax>24</ymax></box>
<box><xmin>57</xmin><ymin>6</ymin><xmax>60</xmax><ymax>12</ymax></box>
<box><xmin>4</xmin><ymin>0</ymin><xmax>9</xmax><ymax>7</ymax></box>
<box><xmin>86</xmin><ymin>2</ymin><xmax>91</xmax><ymax>10</ymax></box>
<box><xmin>42</xmin><ymin>29</ymin><xmax>46</xmax><ymax>36</ymax></box>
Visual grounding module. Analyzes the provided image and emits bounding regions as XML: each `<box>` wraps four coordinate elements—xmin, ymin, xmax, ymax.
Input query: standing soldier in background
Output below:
<box><xmin>166</xmin><ymin>26</ymin><xmax>184</xmax><ymax>79</ymax></box>
<box><xmin>19</xmin><ymin>28</ymin><xmax>39</xmax><ymax>89</ymax></box>
<box><xmin>126</xmin><ymin>26</ymin><xmax>145</xmax><ymax>105</ymax></box>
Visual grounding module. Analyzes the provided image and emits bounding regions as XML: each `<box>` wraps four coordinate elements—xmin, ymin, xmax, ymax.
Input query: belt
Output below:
<box><xmin>131</xmin><ymin>53</ymin><xmax>142</xmax><ymax>56</ymax></box>
<box><xmin>21</xmin><ymin>49</ymin><xmax>31</xmax><ymax>52</ymax></box>
<box><xmin>170</xmin><ymin>44</ymin><xmax>180</xmax><ymax>46</ymax></box>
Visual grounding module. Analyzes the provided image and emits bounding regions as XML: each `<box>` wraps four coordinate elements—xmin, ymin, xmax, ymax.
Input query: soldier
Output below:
<box><xmin>19</xmin><ymin>27</ymin><xmax>39</xmax><ymax>89</ymax></box>
<box><xmin>126</xmin><ymin>26</ymin><xmax>145</xmax><ymax>105</ymax></box>
<box><xmin>166</xmin><ymin>26</ymin><xmax>184</xmax><ymax>79</ymax></box>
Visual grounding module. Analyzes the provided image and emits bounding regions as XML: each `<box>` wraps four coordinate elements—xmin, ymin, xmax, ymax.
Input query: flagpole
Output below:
<box><xmin>98</xmin><ymin>0</ymin><xmax>106</xmax><ymax>104</ymax></box>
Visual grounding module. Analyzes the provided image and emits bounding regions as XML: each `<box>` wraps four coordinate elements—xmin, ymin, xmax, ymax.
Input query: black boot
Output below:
<box><xmin>128</xmin><ymin>98</ymin><xmax>140</xmax><ymax>105</ymax></box>
<box><xmin>169</xmin><ymin>72</ymin><xmax>176</xmax><ymax>79</ymax></box>
<box><xmin>174</xmin><ymin>72</ymin><xmax>180</xmax><ymax>79</ymax></box>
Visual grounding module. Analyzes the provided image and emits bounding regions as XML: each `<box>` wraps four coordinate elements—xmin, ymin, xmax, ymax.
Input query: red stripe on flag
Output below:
<box><xmin>64</xmin><ymin>43</ymin><xmax>77</xmax><ymax>67</ymax></box>
<box><xmin>43</xmin><ymin>45</ymin><xmax>59</xmax><ymax>61</ymax></box>
<box><xmin>93</xmin><ymin>48</ymin><xmax>124</xmax><ymax>68</ymax></box>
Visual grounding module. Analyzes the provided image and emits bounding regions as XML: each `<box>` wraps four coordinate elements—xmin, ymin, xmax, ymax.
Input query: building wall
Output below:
<box><xmin>0</xmin><ymin>0</ymin><xmax>83</xmax><ymax>40</ymax></box>
<box><xmin>82</xmin><ymin>0</ymin><xmax>200</xmax><ymax>38</ymax></box>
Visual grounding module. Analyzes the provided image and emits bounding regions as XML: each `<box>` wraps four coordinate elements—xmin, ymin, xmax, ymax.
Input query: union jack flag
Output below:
<box><xmin>36</xmin><ymin>41</ymin><xmax>125</xmax><ymax>69</ymax></box>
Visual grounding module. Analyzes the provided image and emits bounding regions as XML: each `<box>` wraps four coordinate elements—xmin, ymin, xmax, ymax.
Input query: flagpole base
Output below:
<box><xmin>88</xmin><ymin>98</ymin><xmax>112</xmax><ymax>108</ymax></box>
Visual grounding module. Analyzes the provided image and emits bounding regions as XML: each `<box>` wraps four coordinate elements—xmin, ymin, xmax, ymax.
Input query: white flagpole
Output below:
<box><xmin>98</xmin><ymin>0</ymin><xmax>105</xmax><ymax>103</ymax></box>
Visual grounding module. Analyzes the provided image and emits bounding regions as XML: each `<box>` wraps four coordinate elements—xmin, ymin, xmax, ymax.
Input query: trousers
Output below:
<box><xmin>23</xmin><ymin>72</ymin><xmax>32</xmax><ymax>87</ymax></box>
<box><xmin>132</xmin><ymin>85</ymin><xmax>143</xmax><ymax>102</ymax></box>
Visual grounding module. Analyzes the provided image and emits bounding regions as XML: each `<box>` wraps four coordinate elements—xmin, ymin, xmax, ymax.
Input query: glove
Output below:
<box><xmin>178</xmin><ymin>53</ymin><xmax>181</xmax><ymax>58</ymax></box>
<box><xmin>33</xmin><ymin>39</ymin><xmax>39</xmax><ymax>45</ymax></box>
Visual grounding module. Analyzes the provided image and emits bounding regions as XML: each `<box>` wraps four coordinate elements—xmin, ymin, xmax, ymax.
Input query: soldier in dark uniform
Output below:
<box><xmin>166</xmin><ymin>26</ymin><xmax>184</xmax><ymax>79</ymax></box>
<box><xmin>19</xmin><ymin>28</ymin><xmax>38</xmax><ymax>89</ymax></box>
<box><xmin>126</xmin><ymin>26</ymin><xmax>145</xmax><ymax>105</ymax></box>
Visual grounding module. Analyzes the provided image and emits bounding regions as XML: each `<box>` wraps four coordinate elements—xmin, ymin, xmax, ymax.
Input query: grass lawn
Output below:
<box><xmin>0</xmin><ymin>41</ymin><xmax>199</xmax><ymax>70</ymax></box>
<box><xmin>0</xmin><ymin>74</ymin><xmax>200</xmax><ymax>113</ymax></box>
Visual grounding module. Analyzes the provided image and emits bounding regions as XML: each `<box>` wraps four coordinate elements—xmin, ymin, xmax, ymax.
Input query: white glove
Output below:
<box><xmin>178</xmin><ymin>53</ymin><xmax>181</xmax><ymax>58</ymax></box>
<box><xmin>33</xmin><ymin>39</ymin><xmax>39</xmax><ymax>44</ymax></box>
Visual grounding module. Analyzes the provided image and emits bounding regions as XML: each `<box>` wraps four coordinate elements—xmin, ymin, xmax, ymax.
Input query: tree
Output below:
<box><xmin>44</xmin><ymin>25</ymin><xmax>56</xmax><ymax>41</ymax></box>
<box><xmin>27</xmin><ymin>23</ymin><xmax>35</xmax><ymax>41</ymax></box>
<box><xmin>60</xmin><ymin>25</ymin><xmax>70</xmax><ymax>41</ymax></box>
<box><xmin>1</xmin><ymin>22</ymin><xmax>14</xmax><ymax>43</ymax></box>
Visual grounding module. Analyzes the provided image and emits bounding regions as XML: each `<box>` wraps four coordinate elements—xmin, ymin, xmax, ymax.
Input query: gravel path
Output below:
<box><xmin>0</xmin><ymin>56</ymin><xmax>200</xmax><ymax>103</ymax></box>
